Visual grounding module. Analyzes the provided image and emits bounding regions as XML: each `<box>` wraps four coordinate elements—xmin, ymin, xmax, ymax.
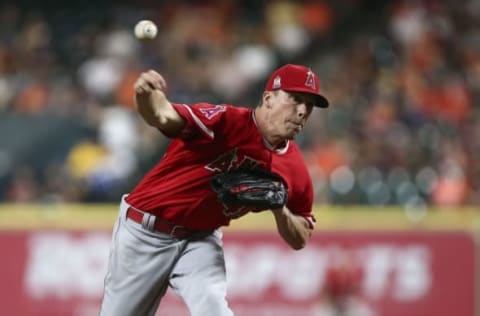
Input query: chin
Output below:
<box><xmin>282</xmin><ymin>128</ymin><xmax>299</xmax><ymax>140</ymax></box>
<box><xmin>285</xmin><ymin>132</ymin><xmax>296</xmax><ymax>140</ymax></box>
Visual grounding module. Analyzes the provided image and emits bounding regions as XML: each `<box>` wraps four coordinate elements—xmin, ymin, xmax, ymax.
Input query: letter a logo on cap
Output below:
<box><xmin>305</xmin><ymin>69</ymin><xmax>315</xmax><ymax>89</ymax></box>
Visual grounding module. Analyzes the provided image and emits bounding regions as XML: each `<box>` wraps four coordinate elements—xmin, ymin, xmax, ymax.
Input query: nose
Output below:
<box><xmin>297</xmin><ymin>103</ymin><xmax>307</xmax><ymax>118</ymax></box>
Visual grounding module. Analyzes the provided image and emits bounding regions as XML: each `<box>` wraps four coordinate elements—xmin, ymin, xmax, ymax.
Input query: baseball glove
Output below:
<box><xmin>210</xmin><ymin>169</ymin><xmax>288</xmax><ymax>211</ymax></box>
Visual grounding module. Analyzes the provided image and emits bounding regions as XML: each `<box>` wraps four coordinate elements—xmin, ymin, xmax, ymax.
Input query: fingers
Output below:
<box><xmin>134</xmin><ymin>70</ymin><xmax>167</xmax><ymax>94</ymax></box>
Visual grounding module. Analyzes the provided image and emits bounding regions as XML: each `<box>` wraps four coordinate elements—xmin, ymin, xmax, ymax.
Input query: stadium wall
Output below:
<box><xmin>0</xmin><ymin>205</ymin><xmax>478</xmax><ymax>316</ymax></box>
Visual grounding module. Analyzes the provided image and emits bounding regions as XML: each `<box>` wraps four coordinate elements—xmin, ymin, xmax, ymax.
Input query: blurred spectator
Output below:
<box><xmin>0</xmin><ymin>0</ymin><xmax>478</xmax><ymax>207</ymax></box>
<box><xmin>5</xmin><ymin>166</ymin><xmax>39</xmax><ymax>202</ymax></box>
<box><xmin>314</xmin><ymin>247</ymin><xmax>376</xmax><ymax>316</ymax></box>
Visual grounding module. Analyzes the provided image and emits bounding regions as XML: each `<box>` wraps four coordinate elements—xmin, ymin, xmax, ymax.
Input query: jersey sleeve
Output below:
<box><xmin>170</xmin><ymin>103</ymin><xmax>228</xmax><ymax>140</ymax></box>
<box><xmin>288</xmin><ymin>180</ymin><xmax>316</xmax><ymax>229</ymax></box>
<box><xmin>276</xmin><ymin>145</ymin><xmax>317</xmax><ymax>229</ymax></box>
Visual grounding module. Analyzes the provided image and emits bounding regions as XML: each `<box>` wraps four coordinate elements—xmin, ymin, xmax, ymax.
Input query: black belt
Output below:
<box><xmin>126</xmin><ymin>207</ymin><xmax>211</xmax><ymax>239</ymax></box>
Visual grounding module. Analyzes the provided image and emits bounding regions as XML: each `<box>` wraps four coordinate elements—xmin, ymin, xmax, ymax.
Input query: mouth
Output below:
<box><xmin>285</xmin><ymin>122</ymin><xmax>303</xmax><ymax>135</ymax></box>
<box><xmin>289</xmin><ymin>121</ymin><xmax>303</xmax><ymax>130</ymax></box>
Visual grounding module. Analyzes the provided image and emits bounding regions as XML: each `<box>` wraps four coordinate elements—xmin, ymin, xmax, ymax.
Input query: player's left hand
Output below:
<box><xmin>210</xmin><ymin>169</ymin><xmax>288</xmax><ymax>212</ymax></box>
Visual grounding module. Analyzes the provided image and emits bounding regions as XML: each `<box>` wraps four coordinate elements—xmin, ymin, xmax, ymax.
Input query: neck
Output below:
<box><xmin>254</xmin><ymin>107</ymin><xmax>286</xmax><ymax>149</ymax></box>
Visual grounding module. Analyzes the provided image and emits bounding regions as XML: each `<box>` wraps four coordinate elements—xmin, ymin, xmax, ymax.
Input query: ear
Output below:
<box><xmin>263</xmin><ymin>91</ymin><xmax>273</xmax><ymax>109</ymax></box>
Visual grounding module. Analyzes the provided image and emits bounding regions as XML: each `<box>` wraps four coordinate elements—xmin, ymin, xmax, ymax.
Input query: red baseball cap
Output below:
<box><xmin>265</xmin><ymin>64</ymin><xmax>329</xmax><ymax>108</ymax></box>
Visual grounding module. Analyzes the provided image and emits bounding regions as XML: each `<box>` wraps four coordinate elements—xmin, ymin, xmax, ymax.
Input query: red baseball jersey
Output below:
<box><xmin>126</xmin><ymin>103</ymin><xmax>315</xmax><ymax>230</ymax></box>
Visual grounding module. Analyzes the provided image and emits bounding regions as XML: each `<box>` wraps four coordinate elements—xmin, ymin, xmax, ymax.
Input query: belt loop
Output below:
<box><xmin>141</xmin><ymin>213</ymin><xmax>156</xmax><ymax>232</ymax></box>
<box><xmin>121</xmin><ymin>195</ymin><xmax>130</xmax><ymax>219</ymax></box>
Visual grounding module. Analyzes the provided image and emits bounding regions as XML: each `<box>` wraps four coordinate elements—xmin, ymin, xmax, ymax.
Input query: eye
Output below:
<box><xmin>290</xmin><ymin>92</ymin><xmax>315</xmax><ymax>107</ymax></box>
<box><xmin>289</xmin><ymin>93</ymin><xmax>303</xmax><ymax>104</ymax></box>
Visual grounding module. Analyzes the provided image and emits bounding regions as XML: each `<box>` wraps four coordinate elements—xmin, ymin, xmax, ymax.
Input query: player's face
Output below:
<box><xmin>266</xmin><ymin>90</ymin><xmax>314</xmax><ymax>139</ymax></box>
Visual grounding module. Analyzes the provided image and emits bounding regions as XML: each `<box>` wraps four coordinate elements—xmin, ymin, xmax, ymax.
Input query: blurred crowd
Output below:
<box><xmin>0</xmin><ymin>0</ymin><xmax>479</xmax><ymax>208</ymax></box>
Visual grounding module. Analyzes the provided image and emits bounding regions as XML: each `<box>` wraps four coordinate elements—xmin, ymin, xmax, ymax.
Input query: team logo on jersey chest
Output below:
<box><xmin>205</xmin><ymin>148</ymin><xmax>260</xmax><ymax>172</ymax></box>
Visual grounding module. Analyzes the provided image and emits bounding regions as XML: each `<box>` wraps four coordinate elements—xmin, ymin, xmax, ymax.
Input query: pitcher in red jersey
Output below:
<box><xmin>100</xmin><ymin>64</ymin><xmax>329</xmax><ymax>316</ymax></box>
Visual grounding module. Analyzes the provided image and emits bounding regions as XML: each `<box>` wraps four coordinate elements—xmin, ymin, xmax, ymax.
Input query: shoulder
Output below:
<box><xmin>286</xmin><ymin>141</ymin><xmax>305</xmax><ymax>158</ymax></box>
<box><xmin>279</xmin><ymin>142</ymin><xmax>312</xmax><ymax>179</ymax></box>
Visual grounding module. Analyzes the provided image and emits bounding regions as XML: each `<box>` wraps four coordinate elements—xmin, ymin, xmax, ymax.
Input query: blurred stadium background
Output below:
<box><xmin>0</xmin><ymin>0</ymin><xmax>478</xmax><ymax>315</ymax></box>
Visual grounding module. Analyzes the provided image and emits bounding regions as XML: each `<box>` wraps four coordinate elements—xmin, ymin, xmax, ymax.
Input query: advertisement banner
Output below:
<box><xmin>0</xmin><ymin>230</ymin><xmax>475</xmax><ymax>316</ymax></box>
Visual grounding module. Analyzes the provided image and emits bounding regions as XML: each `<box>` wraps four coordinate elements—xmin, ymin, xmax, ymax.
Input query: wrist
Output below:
<box><xmin>271</xmin><ymin>206</ymin><xmax>286</xmax><ymax>214</ymax></box>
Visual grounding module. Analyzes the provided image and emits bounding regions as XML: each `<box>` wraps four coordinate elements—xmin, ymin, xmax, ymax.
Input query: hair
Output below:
<box><xmin>256</xmin><ymin>90</ymin><xmax>279</xmax><ymax>108</ymax></box>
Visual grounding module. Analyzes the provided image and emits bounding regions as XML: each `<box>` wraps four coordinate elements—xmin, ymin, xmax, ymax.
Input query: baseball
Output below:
<box><xmin>134</xmin><ymin>20</ymin><xmax>158</xmax><ymax>40</ymax></box>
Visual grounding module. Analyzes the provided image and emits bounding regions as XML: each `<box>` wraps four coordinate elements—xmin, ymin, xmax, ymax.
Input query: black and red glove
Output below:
<box><xmin>211</xmin><ymin>169</ymin><xmax>288</xmax><ymax>212</ymax></box>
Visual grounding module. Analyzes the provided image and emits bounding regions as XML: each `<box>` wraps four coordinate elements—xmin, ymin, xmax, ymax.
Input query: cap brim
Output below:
<box><xmin>284</xmin><ymin>89</ymin><xmax>329</xmax><ymax>108</ymax></box>
<box><xmin>312</xmin><ymin>94</ymin><xmax>329</xmax><ymax>108</ymax></box>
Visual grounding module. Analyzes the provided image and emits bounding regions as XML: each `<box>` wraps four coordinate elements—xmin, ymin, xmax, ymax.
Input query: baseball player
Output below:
<box><xmin>100</xmin><ymin>64</ymin><xmax>329</xmax><ymax>316</ymax></box>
